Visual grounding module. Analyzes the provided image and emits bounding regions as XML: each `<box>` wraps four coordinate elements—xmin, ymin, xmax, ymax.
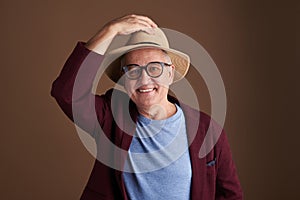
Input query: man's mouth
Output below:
<box><xmin>136</xmin><ymin>87</ymin><xmax>157</xmax><ymax>93</ymax></box>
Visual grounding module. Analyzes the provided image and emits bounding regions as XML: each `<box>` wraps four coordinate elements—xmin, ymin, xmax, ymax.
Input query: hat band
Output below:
<box><xmin>132</xmin><ymin>42</ymin><xmax>160</xmax><ymax>46</ymax></box>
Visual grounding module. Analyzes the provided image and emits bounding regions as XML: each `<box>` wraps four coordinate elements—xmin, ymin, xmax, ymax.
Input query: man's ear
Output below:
<box><xmin>169</xmin><ymin>64</ymin><xmax>175</xmax><ymax>83</ymax></box>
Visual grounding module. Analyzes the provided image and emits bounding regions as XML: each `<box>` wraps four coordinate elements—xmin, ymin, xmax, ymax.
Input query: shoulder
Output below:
<box><xmin>168</xmin><ymin>94</ymin><xmax>213</xmax><ymax>132</ymax></box>
<box><xmin>95</xmin><ymin>88</ymin><xmax>130</xmax><ymax>115</ymax></box>
<box><xmin>167</xmin><ymin>94</ymin><xmax>210</xmax><ymax>118</ymax></box>
<box><xmin>99</xmin><ymin>88</ymin><xmax>138</xmax><ymax>119</ymax></box>
<box><xmin>170</xmin><ymin>96</ymin><xmax>226</xmax><ymax>155</ymax></box>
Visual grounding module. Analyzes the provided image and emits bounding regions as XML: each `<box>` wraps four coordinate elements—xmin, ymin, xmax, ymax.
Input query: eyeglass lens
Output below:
<box><xmin>125</xmin><ymin>62</ymin><xmax>164</xmax><ymax>79</ymax></box>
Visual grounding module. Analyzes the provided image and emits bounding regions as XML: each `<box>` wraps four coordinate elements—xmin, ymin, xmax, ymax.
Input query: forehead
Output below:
<box><xmin>123</xmin><ymin>48</ymin><xmax>167</xmax><ymax>64</ymax></box>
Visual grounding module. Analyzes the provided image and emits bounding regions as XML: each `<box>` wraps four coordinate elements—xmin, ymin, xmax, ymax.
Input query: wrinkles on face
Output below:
<box><xmin>122</xmin><ymin>48</ymin><xmax>175</xmax><ymax>116</ymax></box>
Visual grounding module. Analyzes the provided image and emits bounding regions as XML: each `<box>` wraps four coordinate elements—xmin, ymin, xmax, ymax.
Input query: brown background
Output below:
<box><xmin>1</xmin><ymin>0</ymin><xmax>299</xmax><ymax>199</ymax></box>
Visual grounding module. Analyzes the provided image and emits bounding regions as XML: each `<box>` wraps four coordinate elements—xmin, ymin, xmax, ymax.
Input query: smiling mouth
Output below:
<box><xmin>137</xmin><ymin>87</ymin><xmax>157</xmax><ymax>93</ymax></box>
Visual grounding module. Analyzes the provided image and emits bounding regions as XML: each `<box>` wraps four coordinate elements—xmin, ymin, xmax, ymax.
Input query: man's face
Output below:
<box><xmin>122</xmin><ymin>48</ymin><xmax>175</xmax><ymax>109</ymax></box>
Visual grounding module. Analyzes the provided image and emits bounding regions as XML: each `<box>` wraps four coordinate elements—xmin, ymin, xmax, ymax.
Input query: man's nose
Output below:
<box><xmin>139</xmin><ymin>68</ymin><xmax>151</xmax><ymax>84</ymax></box>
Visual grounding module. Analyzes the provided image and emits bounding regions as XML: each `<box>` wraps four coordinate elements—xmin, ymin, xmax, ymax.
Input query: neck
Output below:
<box><xmin>137</xmin><ymin>101</ymin><xmax>176</xmax><ymax>120</ymax></box>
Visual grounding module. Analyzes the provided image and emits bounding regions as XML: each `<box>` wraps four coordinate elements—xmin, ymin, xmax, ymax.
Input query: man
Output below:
<box><xmin>51</xmin><ymin>14</ymin><xmax>243</xmax><ymax>199</ymax></box>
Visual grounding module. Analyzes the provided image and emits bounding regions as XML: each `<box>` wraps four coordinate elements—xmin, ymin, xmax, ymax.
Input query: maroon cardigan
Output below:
<box><xmin>51</xmin><ymin>42</ymin><xmax>243</xmax><ymax>200</ymax></box>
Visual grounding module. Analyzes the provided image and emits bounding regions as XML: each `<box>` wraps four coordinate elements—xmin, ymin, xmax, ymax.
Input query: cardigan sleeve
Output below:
<box><xmin>215</xmin><ymin>130</ymin><xmax>244</xmax><ymax>199</ymax></box>
<box><xmin>51</xmin><ymin>42</ymin><xmax>109</xmax><ymax>137</ymax></box>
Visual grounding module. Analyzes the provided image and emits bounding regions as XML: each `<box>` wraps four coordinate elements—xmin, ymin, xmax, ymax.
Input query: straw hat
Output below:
<box><xmin>104</xmin><ymin>28</ymin><xmax>190</xmax><ymax>84</ymax></box>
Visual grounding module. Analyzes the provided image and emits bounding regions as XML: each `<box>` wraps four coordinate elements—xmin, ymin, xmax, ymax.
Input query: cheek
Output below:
<box><xmin>156</xmin><ymin>72</ymin><xmax>173</xmax><ymax>86</ymax></box>
<box><xmin>124</xmin><ymin>79</ymin><xmax>136</xmax><ymax>94</ymax></box>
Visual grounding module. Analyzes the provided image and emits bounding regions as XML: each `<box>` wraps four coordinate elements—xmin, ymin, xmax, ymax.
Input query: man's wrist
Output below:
<box><xmin>85</xmin><ymin>25</ymin><xmax>117</xmax><ymax>53</ymax></box>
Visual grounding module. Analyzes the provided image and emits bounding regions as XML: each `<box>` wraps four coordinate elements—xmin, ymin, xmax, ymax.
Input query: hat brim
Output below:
<box><xmin>104</xmin><ymin>43</ymin><xmax>190</xmax><ymax>85</ymax></box>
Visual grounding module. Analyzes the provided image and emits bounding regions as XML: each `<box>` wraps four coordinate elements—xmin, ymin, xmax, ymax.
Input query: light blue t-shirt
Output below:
<box><xmin>123</xmin><ymin>104</ymin><xmax>192</xmax><ymax>200</ymax></box>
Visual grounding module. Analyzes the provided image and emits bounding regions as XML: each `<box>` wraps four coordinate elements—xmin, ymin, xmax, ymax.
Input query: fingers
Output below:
<box><xmin>126</xmin><ymin>14</ymin><xmax>158</xmax><ymax>28</ymax></box>
<box><xmin>85</xmin><ymin>14</ymin><xmax>157</xmax><ymax>53</ymax></box>
<box><xmin>114</xmin><ymin>14</ymin><xmax>158</xmax><ymax>35</ymax></box>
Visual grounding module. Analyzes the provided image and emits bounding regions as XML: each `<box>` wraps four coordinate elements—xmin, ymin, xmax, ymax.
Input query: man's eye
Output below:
<box><xmin>149</xmin><ymin>66</ymin><xmax>160</xmax><ymax>71</ymax></box>
<box><xmin>128</xmin><ymin>68</ymin><xmax>140</xmax><ymax>76</ymax></box>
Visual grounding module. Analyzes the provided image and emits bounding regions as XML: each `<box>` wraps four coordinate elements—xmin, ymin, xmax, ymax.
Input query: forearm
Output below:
<box><xmin>51</xmin><ymin>14</ymin><xmax>157</xmax><ymax>133</ymax></box>
<box><xmin>85</xmin><ymin>25</ymin><xmax>117</xmax><ymax>55</ymax></box>
<box><xmin>51</xmin><ymin>42</ymin><xmax>104</xmax><ymax>127</ymax></box>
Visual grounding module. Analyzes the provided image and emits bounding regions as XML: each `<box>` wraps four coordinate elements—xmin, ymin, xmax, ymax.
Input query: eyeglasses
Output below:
<box><xmin>122</xmin><ymin>62</ymin><xmax>172</xmax><ymax>80</ymax></box>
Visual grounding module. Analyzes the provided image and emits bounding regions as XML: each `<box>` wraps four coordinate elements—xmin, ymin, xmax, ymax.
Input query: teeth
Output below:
<box><xmin>139</xmin><ymin>88</ymin><xmax>154</xmax><ymax>93</ymax></box>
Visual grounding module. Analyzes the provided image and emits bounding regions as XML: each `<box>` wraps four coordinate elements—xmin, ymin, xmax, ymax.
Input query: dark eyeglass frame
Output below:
<box><xmin>122</xmin><ymin>61</ymin><xmax>172</xmax><ymax>80</ymax></box>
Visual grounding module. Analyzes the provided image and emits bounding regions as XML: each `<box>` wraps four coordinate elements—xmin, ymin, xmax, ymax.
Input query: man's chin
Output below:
<box><xmin>134</xmin><ymin>99</ymin><xmax>157</xmax><ymax>109</ymax></box>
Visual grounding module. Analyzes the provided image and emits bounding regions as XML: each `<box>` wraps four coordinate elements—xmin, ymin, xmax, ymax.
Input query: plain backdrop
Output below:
<box><xmin>0</xmin><ymin>0</ymin><xmax>299</xmax><ymax>199</ymax></box>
